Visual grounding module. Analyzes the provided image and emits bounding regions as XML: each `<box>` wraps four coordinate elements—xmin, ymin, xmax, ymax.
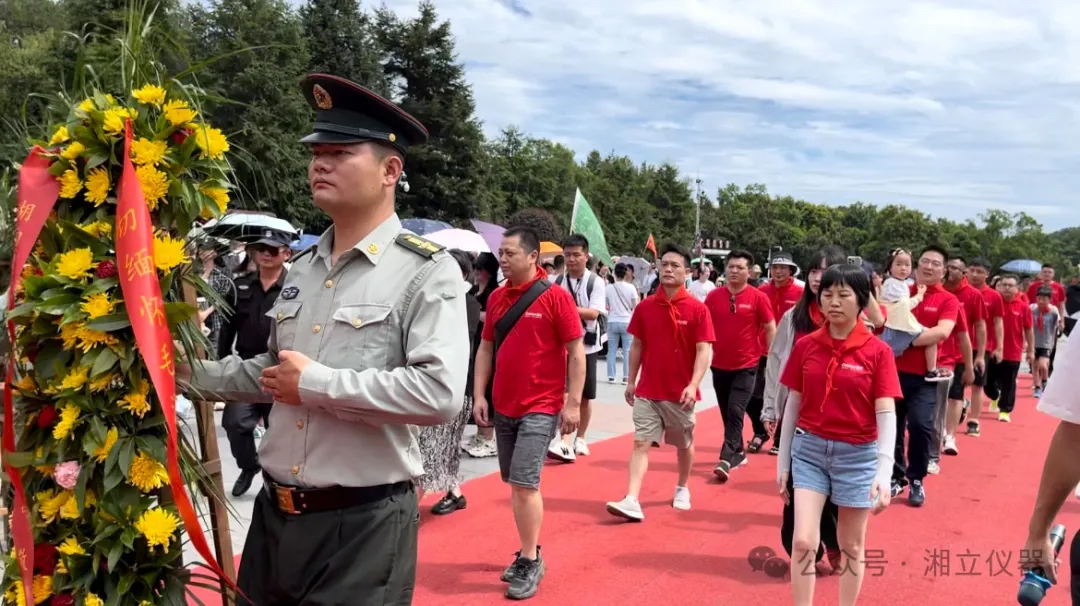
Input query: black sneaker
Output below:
<box><xmin>431</xmin><ymin>492</ymin><xmax>466</xmax><ymax>515</ymax></box>
<box><xmin>713</xmin><ymin>460</ymin><xmax>731</xmax><ymax>482</ymax></box>
<box><xmin>768</xmin><ymin>445</ymin><xmax>780</xmax><ymax>456</ymax></box>
<box><xmin>966</xmin><ymin>421</ymin><xmax>980</xmax><ymax>437</ymax></box>
<box><xmin>501</xmin><ymin>552</ymin><xmax>525</xmax><ymax>582</ymax></box>
<box><xmin>505</xmin><ymin>550</ymin><xmax>545</xmax><ymax>600</ymax></box>
<box><xmin>908</xmin><ymin>480</ymin><xmax>925</xmax><ymax>507</ymax></box>
<box><xmin>889</xmin><ymin>479</ymin><xmax>906</xmax><ymax>499</ymax></box>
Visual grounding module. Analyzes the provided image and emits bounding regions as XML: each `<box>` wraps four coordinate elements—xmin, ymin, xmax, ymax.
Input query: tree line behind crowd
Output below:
<box><xmin>1</xmin><ymin>0</ymin><xmax>1076</xmax><ymax>277</ymax></box>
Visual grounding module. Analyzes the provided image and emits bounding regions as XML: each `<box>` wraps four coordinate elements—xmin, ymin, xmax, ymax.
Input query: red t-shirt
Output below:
<box><xmin>1027</xmin><ymin>281</ymin><xmax>1066</xmax><ymax>306</ymax></box>
<box><xmin>705</xmin><ymin>285</ymin><xmax>775</xmax><ymax>370</ymax></box>
<box><xmin>946</xmin><ymin>280</ymin><xmax>986</xmax><ymax>350</ymax></box>
<box><xmin>482</xmin><ymin>278</ymin><xmax>584</xmax><ymax>417</ymax></box>
<box><xmin>977</xmin><ymin>284</ymin><xmax>1006</xmax><ymax>353</ymax></box>
<box><xmin>759</xmin><ymin>280</ymin><xmax>803</xmax><ymax>354</ymax></box>
<box><xmin>938</xmin><ymin>306</ymin><xmax>968</xmax><ymax>369</ymax></box>
<box><xmin>629</xmin><ymin>293</ymin><xmax>715</xmax><ymax>402</ymax></box>
<box><xmin>895</xmin><ymin>283</ymin><xmax>960</xmax><ymax>376</ymax></box>
<box><xmin>1001</xmin><ymin>296</ymin><xmax>1033</xmax><ymax>362</ymax></box>
<box><xmin>781</xmin><ymin>330</ymin><xmax>903</xmax><ymax>444</ymax></box>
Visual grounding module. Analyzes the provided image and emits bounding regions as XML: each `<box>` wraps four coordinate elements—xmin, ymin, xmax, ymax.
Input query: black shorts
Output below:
<box><xmin>948</xmin><ymin>364</ymin><xmax>966</xmax><ymax>401</ymax></box>
<box><xmin>1035</xmin><ymin>347</ymin><xmax>1052</xmax><ymax>359</ymax></box>
<box><xmin>568</xmin><ymin>352</ymin><xmax>598</xmax><ymax>401</ymax></box>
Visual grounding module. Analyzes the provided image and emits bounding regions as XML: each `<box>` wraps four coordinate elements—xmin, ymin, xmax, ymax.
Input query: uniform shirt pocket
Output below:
<box><xmin>267</xmin><ymin>301</ymin><xmax>303</xmax><ymax>352</ymax></box>
<box><xmin>329</xmin><ymin>303</ymin><xmax>394</xmax><ymax>369</ymax></box>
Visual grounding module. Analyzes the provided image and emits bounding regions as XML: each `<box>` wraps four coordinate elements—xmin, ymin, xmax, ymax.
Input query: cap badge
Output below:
<box><xmin>312</xmin><ymin>84</ymin><xmax>333</xmax><ymax>110</ymax></box>
<box><xmin>388</xmin><ymin>133</ymin><xmax>397</xmax><ymax>142</ymax></box>
<box><xmin>367</xmin><ymin>243</ymin><xmax>380</xmax><ymax>255</ymax></box>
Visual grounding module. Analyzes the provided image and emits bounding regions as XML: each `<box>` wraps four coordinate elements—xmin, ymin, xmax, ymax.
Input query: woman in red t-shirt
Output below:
<box><xmin>777</xmin><ymin>263</ymin><xmax>902</xmax><ymax>606</ymax></box>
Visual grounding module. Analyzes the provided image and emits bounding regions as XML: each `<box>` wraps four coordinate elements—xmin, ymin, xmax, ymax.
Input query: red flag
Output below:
<box><xmin>4</xmin><ymin>147</ymin><xmax>59</xmax><ymax>604</ymax></box>
<box><xmin>115</xmin><ymin>121</ymin><xmax>237</xmax><ymax>592</ymax></box>
<box><xmin>645</xmin><ymin>233</ymin><xmax>658</xmax><ymax>258</ymax></box>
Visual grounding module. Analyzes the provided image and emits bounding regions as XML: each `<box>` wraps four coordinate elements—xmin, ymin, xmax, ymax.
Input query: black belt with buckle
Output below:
<box><xmin>264</xmin><ymin>475</ymin><xmax>411</xmax><ymax>515</ymax></box>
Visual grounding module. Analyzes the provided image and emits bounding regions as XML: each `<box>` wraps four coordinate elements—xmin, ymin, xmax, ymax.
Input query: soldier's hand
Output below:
<box><xmin>473</xmin><ymin>397</ymin><xmax>490</xmax><ymax>426</ymax></box>
<box><xmin>260</xmin><ymin>350</ymin><xmax>312</xmax><ymax>405</ymax></box>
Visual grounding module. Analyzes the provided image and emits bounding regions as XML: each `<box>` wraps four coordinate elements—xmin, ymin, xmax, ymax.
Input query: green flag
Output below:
<box><xmin>570</xmin><ymin>188</ymin><xmax>613</xmax><ymax>267</ymax></box>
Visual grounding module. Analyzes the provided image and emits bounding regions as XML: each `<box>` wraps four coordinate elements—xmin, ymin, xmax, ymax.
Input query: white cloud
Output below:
<box><xmin>371</xmin><ymin>0</ymin><xmax>1080</xmax><ymax>230</ymax></box>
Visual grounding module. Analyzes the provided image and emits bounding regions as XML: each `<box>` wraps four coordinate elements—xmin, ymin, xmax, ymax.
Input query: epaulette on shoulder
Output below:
<box><xmin>395</xmin><ymin>232</ymin><xmax>445</xmax><ymax>258</ymax></box>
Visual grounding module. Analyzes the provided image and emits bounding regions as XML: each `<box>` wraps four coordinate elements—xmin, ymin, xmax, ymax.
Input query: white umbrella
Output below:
<box><xmin>426</xmin><ymin>228</ymin><xmax>491</xmax><ymax>254</ymax></box>
<box><xmin>203</xmin><ymin>212</ymin><xmax>298</xmax><ymax>241</ymax></box>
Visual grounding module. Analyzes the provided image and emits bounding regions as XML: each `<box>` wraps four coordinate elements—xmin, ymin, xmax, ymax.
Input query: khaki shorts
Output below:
<box><xmin>633</xmin><ymin>397</ymin><xmax>695</xmax><ymax>449</ymax></box>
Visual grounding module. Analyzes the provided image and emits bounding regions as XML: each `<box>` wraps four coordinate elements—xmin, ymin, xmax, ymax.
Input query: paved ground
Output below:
<box><xmin>182</xmin><ymin>356</ymin><xmax>721</xmax><ymax>560</ymax></box>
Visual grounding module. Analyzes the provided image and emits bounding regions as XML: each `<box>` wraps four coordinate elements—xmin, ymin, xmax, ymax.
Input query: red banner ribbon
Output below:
<box><xmin>115</xmin><ymin>121</ymin><xmax>235</xmax><ymax>589</ymax></box>
<box><xmin>4</xmin><ymin>147</ymin><xmax>58</xmax><ymax>605</ymax></box>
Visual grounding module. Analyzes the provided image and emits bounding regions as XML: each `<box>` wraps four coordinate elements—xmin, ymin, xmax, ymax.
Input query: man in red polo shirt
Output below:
<box><xmin>472</xmin><ymin>226</ymin><xmax>585</xmax><ymax>600</ymax></box>
<box><xmin>967</xmin><ymin>258</ymin><xmax>1005</xmax><ymax>431</ymax></box>
<box><xmin>942</xmin><ymin>256</ymin><xmax>984</xmax><ymax>455</ymax></box>
<box><xmin>890</xmin><ymin>246</ymin><xmax>958</xmax><ymax>508</ymax></box>
<box><xmin>606</xmin><ymin>243</ymin><xmax>714</xmax><ymax>521</ymax></box>
<box><xmin>1028</xmin><ymin>264</ymin><xmax>1066</xmax><ymax>334</ymax></box>
<box><xmin>705</xmin><ymin>250</ymin><xmax>776</xmax><ymax>481</ymax></box>
<box><xmin>746</xmin><ymin>252</ymin><xmax>803</xmax><ymax>454</ymax></box>
<box><xmin>986</xmin><ymin>274</ymin><xmax>1035</xmax><ymax>424</ymax></box>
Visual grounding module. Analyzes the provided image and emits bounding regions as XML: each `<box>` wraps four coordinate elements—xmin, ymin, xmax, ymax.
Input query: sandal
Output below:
<box><xmin>747</xmin><ymin>435</ymin><xmax>765</xmax><ymax>453</ymax></box>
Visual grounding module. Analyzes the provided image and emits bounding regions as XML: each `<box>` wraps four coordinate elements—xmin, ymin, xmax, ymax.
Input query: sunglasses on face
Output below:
<box><xmin>252</xmin><ymin>245</ymin><xmax>282</xmax><ymax>256</ymax></box>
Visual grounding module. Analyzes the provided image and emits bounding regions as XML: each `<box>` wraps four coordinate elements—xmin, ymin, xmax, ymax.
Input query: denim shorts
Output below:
<box><xmin>494</xmin><ymin>412</ymin><xmax>559</xmax><ymax>489</ymax></box>
<box><xmin>791</xmin><ymin>428</ymin><xmax>877</xmax><ymax>508</ymax></box>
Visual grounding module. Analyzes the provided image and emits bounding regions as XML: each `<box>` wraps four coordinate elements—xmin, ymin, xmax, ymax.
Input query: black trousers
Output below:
<box><xmin>744</xmin><ymin>356</ymin><xmax>770</xmax><ymax>440</ymax></box>
<box><xmin>238</xmin><ymin>482</ymin><xmax>418</xmax><ymax>606</ymax></box>
<box><xmin>224</xmin><ymin>403</ymin><xmax>272</xmax><ymax>472</ymax></box>
<box><xmin>893</xmin><ymin>373</ymin><xmax>936</xmax><ymax>484</ymax></box>
<box><xmin>984</xmin><ymin>359</ymin><xmax>1021</xmax><ymax>413</ymax></box>
<box><xmin>781</xmin><ymin>473</ymin><xmax>839</xmax><ymax>562</ymax></box>
<box><xmin>711</xmin><ymin>367</ymin><xmax>758</xmax><ymax>462</ymax></box>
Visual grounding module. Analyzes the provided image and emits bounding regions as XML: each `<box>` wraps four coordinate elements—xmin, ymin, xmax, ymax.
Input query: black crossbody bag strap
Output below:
<box><xmin>494</xmin><ymin>279</ymin><xmax>551</xmax><ymax>358</ymax></box>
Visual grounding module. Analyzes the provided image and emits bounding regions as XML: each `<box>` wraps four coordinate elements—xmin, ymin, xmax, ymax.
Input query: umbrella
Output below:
<box><xmin>203</xmin><ymin>212</ymin><xmax>298</xmax><ymax>242</ymax></box>
<box><xmin>540</xmin><ymin>242</ymin><xmax>562</xmax><ymax>255</ymax></box>
<box><xmin>426</xmin><ymin>228</ymin><xmax>491</xmax><ymax>254</ymax></box>
<box><xmin>402</xmin><ymin>218</ymin><xmax>453</xmax><ymax>235</ymax></box>
<box><xmin>290</xmin><ymin>234</ymin><xmax>320</xmax><ymax>251</ymax></box>
<box><xmin>471</xmin><ymin>219</ymin><xmax>505</xmax><ymax>254</ymax></box>
<box><xmin>691</xmin><ymin>257</ymin><xmax>714</xmax><ymax>265</ymax></box>
<box><xmin>618</xmin><ymin>256</ymin><xmax>652</xmax><ymax>292</ymax></box>
<box><xmin>1000</xmin><ymin>259</ymin><xmax>1043</xmax><ymax>275</ymax></box>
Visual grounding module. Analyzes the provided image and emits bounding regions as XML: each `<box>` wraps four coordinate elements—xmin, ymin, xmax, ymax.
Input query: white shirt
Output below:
<box><xmin>1039</xmin><ymin>332</ymin><xmax>1080</xmax><ymax>424</ymax></box>
<box><xmin>688</xmin><ymin>278</ymin><xmax>716</xmax><ymax>302</ymax></box>
<box><xmin>606</xmin><ymin>281</ymin><xmax>639</xmax><ymax>323</ymax></box>
<box><xmin>556</xmin><ymin>270</ymin><xmax>607</xmax><ymax>355</ymax></box>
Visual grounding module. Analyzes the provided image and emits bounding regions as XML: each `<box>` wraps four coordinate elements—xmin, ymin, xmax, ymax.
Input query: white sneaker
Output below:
<box><xmin>672</xmin><ymin>486</ymin><xmax>691</xmax><ymax>511</ymax></box>
<box><xmin>574</xmin><ymin>437</ymin><xmax>590</xmax><ymax>456</ymax></box>
<box><xmin>607</xmin><ymin>377</ymin><xmax>615</xmax><ymax>384</ymax></box>
<box><xmin>943</xmin><ymin>435</ymin><xmax>958</xmax><ymax>456</ymax></box>
<box><xmin>927</xmin><ymin>460</ymin><xmax>941</xmax><ymax>475</ymax></box>
<box><xmin>462</xmin><ymin>435</ymin><xmax>497</xmax><ymax>458</ymax></box>
<box><xmin>606</xmin><ymin>496</ymin><xmax>644</xmax><ymax>521</ymax></box>
<box><xmin>547</xmin><ymin>437</ymin><xmax>576</xmax><ymax>462</ymax></box>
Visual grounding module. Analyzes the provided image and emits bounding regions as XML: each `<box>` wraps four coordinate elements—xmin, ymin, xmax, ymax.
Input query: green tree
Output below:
<box><xmin>374</xmin><ymin>1</ymin><xmax>484</xmax><ymax>222</ymax></box>
<box><xmin>300</xmin><ymin>0</ymin><xmax>387</xmax><ymax>95</ymax></box>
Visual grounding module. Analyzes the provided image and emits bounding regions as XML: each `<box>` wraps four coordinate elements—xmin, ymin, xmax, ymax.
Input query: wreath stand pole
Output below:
<box><xmin>183</xmin><ymin>281</ymin><xmax>236</xmax><ymax>605</ymax></box>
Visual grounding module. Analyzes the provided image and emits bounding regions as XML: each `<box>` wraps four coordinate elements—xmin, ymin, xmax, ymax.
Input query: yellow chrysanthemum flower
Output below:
<box><xmin>13</xmin><ymin>374</ymin><xmax>35</xmax><ymax>393</ymax></box>
<box><xmin>89</xmin><ymin>373</ymin><xmax>117</xmax><ymax>393</ymax></box>
<box><xmin>58</xmin><ymin>169</ymin><xmax>82</xmax><ymax>199</ymax></box>
<box><xmin>74</xmin><ymin>326</ymin><xmax>119</xmax><ymax>353</ymax></box>
<box><xmin>3</xmin><ymin>583</ymin><xmax>26</xmax><ymax>606</ymax></box>
<box><xmin>199</xmin><ymin>184</ymin><xmax>230</xmax><ymax>218</ymax></box>
<box><xmin>192</xmin><ymin>124</ymin><xmax>229</xmax><ymax>159</ymax></box>
<box><xmin>128</xmin><ymin>452</ymin><xmax>170</xmax><ymax>493</ymax></box>
<box><xmin>58</xmin><ymin>366</ymin><xmax>88</xmax><ymax>391</ymax></box>
<box><xmin>81</xmin><ymin>292</ymin><xmax>115</xmax><ymax>319</ymax></box>
<box><xmin>31</xmin><ymin>575</ymin><xmax>51</xmax><ymax>604</ymax></box>
<box><xmin>119</xmin><ymin>381</ymin><xmax>151</xmax><ymax>417</ymax></box>
<box><xmin>51</xmin><ymin>402</ymin><xmax>80</xmax><ymax>441</ymax></box>
<box><xmin>152</xmin><ymin>232</ymin><xmax>190</xmax><ymax>271</ymax></box>
<box><xmin>84</xmin><ymin>168</ymin><xmax>110</xmax><ymax>206</ymax></box>
<box><xmin>132</xmin><ymin>84</ymin><xmax>166</xmax><ymax>106</ymax></box>
<box><xmin>55</xmin><ymin>248</ymin><xmax>94</xmax><ymax>280</ymax></box>
<box><xmin>49</xmin><ymin>126</ymin><xmax>70</xmax><ymax>145</ymax></box>
<box><xmin>80</xmin><ymin>220</ymin><xmax>112</xmax><ymax>239</ymax></box>
<box><xmin>84</xmin><ymin>594</ymin><xmax>104</xmax><ymax>606</ymax></box>
<box><xmin>162</xmin><ymin>99</ymin><xmax>197</xmax><ymax>126</ymax></box>
<box><xmin>58</xmin><ymin>537</ymin><xmax>87</xmax><ymax>556</ymax></box>
<box><xmin>135</xmin><ymin>507</ymin><xmax>180</xmax><ymax>552</ymax></box>
<box><xmin>102</xmin><ymin>107</ymin><xmax>137</xmax><ymax>135</ymax></box>
<box><xmin>36</xmin><ymin>489</ymin><xmax>67</xmax><ymax>523</ymax></box>
<box><xmin>60</xmin><ymin>141</ymin><xmax>85</xmax><ymax>161</ymax></box>
<box><xmin>131</xmin><ymin>137</ymin><xmax>168</xmax><ymax>166</ymax></box>
<box><xmin>76</xmin><ymin>98</ymin><xmax>95</xmax><ymax>113</ymax></box>
<box><xmin>59</xmin><ymin>492</ymin><xmax>81</xmax><ymax>520</ymax></box>
<box><xmin>135</xmin><ymin>164</ymin><xmax>169</xmax><ymax>210</ymax></box>
<box><xmin>92</xmin><ymin>426</ymin><xmax>119</xmax><ymax>462</ymax></box>
<box><xmin>59</xmin><ymin>323</ymin><xmax>80</xmax><ymax>350</ymax></box>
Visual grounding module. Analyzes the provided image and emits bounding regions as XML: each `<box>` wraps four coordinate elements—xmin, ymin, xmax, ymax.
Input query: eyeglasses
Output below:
<box><xmin>252</xmin><ymin>245</ymin><xmax>282</xmax><ymax>256</ymax></box>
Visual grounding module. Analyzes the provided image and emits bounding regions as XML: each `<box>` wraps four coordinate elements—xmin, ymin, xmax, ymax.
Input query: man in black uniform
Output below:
<box><xmin>216</xmin><ymin>230</ymin><xmax>293</xmax><ymax>496</ymax></box>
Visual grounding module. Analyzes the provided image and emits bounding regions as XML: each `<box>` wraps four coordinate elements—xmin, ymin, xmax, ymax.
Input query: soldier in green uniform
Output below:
<box><xmin>182</xmin><ymin>74</ymin><xmax>469</xmax><ymax>605</ymax></box>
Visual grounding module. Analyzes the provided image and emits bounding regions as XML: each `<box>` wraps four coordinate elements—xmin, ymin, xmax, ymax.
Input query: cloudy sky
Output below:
<box><xmin>378</xmin><ymin>0</ymin><xmax>1080</xmax><ymax>230</ymax></box>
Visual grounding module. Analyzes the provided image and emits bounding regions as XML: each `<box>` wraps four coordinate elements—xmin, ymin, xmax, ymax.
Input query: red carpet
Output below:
<box><xmin>191</xmin><ymin>374</ymin><xmax>1078</xmax><ymax>605</ymax></box>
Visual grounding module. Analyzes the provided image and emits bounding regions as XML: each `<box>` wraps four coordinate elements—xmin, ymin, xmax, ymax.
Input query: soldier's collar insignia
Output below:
<box><xmin>367</xmin><ymin>243</ymin><xmax>380</xmax><ymax>255</ymax></box>
<box><xmin>281</xmin><ymin>286</ymin><xmax>300</xmax><ymax>300</ymax></box>
<box><xmin>312</xmin><ymin>84</ymin><xmax>333</xmax><ymax>110</ymax></box>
